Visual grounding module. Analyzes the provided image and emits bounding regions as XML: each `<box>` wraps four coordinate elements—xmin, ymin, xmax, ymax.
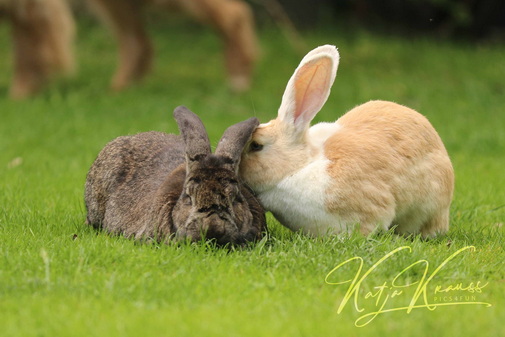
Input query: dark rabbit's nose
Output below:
<box><xmin>202</xmin><ymin>214</ymin><xmax>236</xmax><ymax>244</ymax></box>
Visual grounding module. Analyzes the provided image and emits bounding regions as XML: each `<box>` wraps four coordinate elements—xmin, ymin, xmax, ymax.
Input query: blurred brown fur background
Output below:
<box><xmin>86</xmin><ymin>0</ymin><xmax>259</xmax><ymax>93</ymax></box>
<box><xmin>0</xmin><ymin>0</ymin><xmax>75</xmax><ymax>99</ymax></box>
<box><xmin>1</xmin><ymin>0</ymin><xmax>503</xmax><ymax>99</ymax></box>
<box><xmin>0</xmin><ymin>0</ymin><xmax>259</xmax><ymax>99</ymax></box>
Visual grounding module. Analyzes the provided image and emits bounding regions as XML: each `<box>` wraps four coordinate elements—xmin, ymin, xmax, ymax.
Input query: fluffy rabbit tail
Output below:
<box><xmin>278</xmin><ymin>45</ymin><xmax>339</xmax><ymax>133</ymax></box>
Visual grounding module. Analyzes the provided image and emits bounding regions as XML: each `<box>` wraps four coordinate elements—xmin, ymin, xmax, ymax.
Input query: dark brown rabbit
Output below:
<box><xmin>84</xmin><ymin>106</ymin><xmax>266</xmax><ymax>245</ymax></box>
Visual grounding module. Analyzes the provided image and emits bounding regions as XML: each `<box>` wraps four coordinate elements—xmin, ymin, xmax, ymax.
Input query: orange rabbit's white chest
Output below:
<box><xmin>256</xmin><ymin>122</ymin><xmax>349</xmax><ymax>236</ymax></box>
<box><xmin>257</xmin><ymin>157</ymin><xmax>343</xmax><ymax>235</ymax></box>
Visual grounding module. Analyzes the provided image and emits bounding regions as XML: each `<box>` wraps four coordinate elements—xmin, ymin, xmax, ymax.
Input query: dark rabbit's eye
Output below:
<box><xmin>250</xmin><ymin>141</ymin><xmax>263</xmax><ymax>152</ymax></box>
<box><xmin>190</xmin><ymin>177</ymin><xmax>202</xmax><ymax>183</ymax></box>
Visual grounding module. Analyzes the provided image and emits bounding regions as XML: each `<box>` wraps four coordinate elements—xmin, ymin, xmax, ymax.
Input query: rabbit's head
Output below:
<box><xmin>240</xmin><ymin>45</ymin><xmax>340</xmax><ymax>192</ymax></box>
<box><xmin>172</xmin><ymin>107</ymin><xmax>265</xmax><ymax>245</ymax></box>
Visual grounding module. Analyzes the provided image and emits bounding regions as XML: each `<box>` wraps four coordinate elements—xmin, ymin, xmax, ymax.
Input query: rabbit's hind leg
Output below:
<box><xmin>420</xmin><ymin>208</ymin><xmax>450</xmax><ymax>238</ymax></box>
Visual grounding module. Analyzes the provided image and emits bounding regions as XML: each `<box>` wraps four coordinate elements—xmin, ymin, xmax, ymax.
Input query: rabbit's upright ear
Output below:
<box><xmin>174</xmin><ymin>106</ymin><xmax>211</xmax><ymax>168</ymax></box>
<box><xmin>215</xmin><ymin>117</ymin><xmax>260</xmax><ymax>172</ymax></box>
<box><xmin>278</xmin><ymin>45</ymin><xmax>339</xmax><ymax>133</ymax></box>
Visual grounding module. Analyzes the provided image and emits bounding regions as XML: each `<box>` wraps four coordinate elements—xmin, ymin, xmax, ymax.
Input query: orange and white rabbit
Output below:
<box><xmin>240</xmin><ymin>45</ymin><xmax>454</xmax><ymax>237</ymax></box>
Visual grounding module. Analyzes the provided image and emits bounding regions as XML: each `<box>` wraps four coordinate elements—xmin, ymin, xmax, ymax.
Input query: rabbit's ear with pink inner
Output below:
<box><xmin>277</xmin><ymin>45</ymin><xmax>340</xmax><ymax>133</ymax></box>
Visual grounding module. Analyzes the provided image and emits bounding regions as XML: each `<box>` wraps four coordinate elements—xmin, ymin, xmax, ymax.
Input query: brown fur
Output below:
<box><xmin>87</xmin><ymin>0</ymin><xmax>259</xmax><ymax>92</ymax></box>
<box><xmin>85</xmin><ymin>106</ymin><xmax>266</xmax><ymax>245</ymax></box>
<box><xmin>0</xmin><ymin>0</ymin><xmax>75</xmax><ymax>99</ymax></box>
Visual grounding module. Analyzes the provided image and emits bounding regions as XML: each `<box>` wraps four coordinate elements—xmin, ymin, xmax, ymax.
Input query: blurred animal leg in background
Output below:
<box><xmin>87</xmin><ymin>0</ymin><xmax>259</xmax><ymax>93</ymax></box>
<box><xmin>8</xmin><ymin>0</ymin><xmax>75</xmax><ymax>99</ymax></box>
<box><xmin>86</xmin><ymin>0</ymin><xmax>153</xmax><ymax>91</ymax></box>
<box><xmin>178</xmin><ymin>0</ymin><xmax>260</xmax><ymax>92</ymax></box>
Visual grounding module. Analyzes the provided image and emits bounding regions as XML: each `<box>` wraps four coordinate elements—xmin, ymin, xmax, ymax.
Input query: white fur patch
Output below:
<box><xmin>256</xmin><ymin>121</ymin><xmax>345</xmax><ymax>236</ymax></box>
<box><xmin>258</xmin><ymin>156</ymin><xmax>347</xmax><ymax>236</ymax></box>
<box><xmin>307</xmin><ymin>122</ymin><xmax>342</xmax><ymax>149</ymax></box>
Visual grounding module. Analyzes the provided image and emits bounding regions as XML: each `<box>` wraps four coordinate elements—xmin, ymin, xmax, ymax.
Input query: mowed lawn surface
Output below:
<box><xmin>1</xmin><ymin>18</ymin><xmax>504</xmax><ymax>336</ymax></box>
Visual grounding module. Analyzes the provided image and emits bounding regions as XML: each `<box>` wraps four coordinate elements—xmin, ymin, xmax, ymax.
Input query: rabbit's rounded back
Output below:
<box><xmin>85</xmin><ymin>106</ymin><xmax>265</xmax><ymax>245</ymax></box>
<box><xmin>239</xmin><ymin>45</ymin><xmax>454</xmax><ymax>237</ymax></box>
<box><xmin>85</xmin><ymin>131</ymin><xmax>185</xmax><ymax>237</ymax></box>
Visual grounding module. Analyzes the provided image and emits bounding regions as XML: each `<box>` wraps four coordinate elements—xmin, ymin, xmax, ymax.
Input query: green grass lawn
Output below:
<box><xmin>1</xmin><ymin>17</ymin><xmax>504</xmax><ymax>337</ymax></box>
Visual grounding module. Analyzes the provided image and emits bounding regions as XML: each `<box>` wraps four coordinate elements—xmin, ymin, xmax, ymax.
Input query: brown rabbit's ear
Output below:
<box><xmin>215</xmin><ymin>117</ymin><xmax>260</xmax><ymax>171</ymax></box>
<box><xmin>173</xmin><ymin>106</ymin><xmax>211</xmax><ymax>167</ymax></box>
